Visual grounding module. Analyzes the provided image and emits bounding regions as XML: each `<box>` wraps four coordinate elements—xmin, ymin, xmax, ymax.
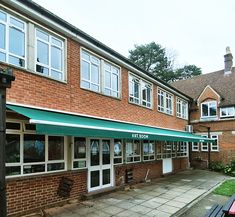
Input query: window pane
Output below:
<box><xmin>143</xmin><ymin>142</ymin><xmax>149</xmax><ymax>155</ymax></box>
<box><xmin>126</xmin><ymin>142</ymin><xmax>133</xmax><ymax>156</ymax></box>
<box><xmin>82</xmin><ymin>51</ymin><xmax>90</xmax><ymax>61</ymax></box>
<box><xmin>90</xmin><ymin>139</ymin><xmax>99</xmax><ymax>166</ymax></box>
<box><xmin>104</xmin><ymin>88</ymin><xmax>111</xmax><ymax>95</ymax></box>
<box><xmin>9</xmin><ymin>55</ymin><xmax>25</xmax><ymax>67</ymax></box>
<box><xmin>52</xmin><ymin>37</ymin><xmax>62</xmax><ymax>47</ymax></box>
<box><xmin>10</xmin><ymin>17</ymin><xmax>24</xmax><ymax>29</ymax></box>
<box><xmin>134</xmin><ymin>140</ymin><xmax>140</xmax><ymax>155</ymax></box>
<box><xmin>112</xmin><ymin>74</ymin><xmax>118</xmax><ymax>91</ymax></box>
<box><xmin>81</xmin><ymin>80</ymin><xmax>90</xmax><ymax>89</ymax></box>
<box><xmin>91</xmin><ymin>84</ymin><xmax>99</xmax><ymax>92</ymax></box>
<box><xmin>37</xmin><ymin>40</ymin><xmax>49</xmax><ymax>65</ymax></box>
<box><xmin>0</xmin><ymin>52</ymin><xmax>6</xmax><ymax>62</ymax></box>
<box><xmin>47</xmin><ymin>163</ymin><xmax>64</xmax><ymax>171</ymax></box>
<box><xmin>210</xmin><ymin>105</ymin><xmax>216</xmax><ymax>116</ymax></box>
<box><xmin>37</xmin><ymin>29</ymin><xmax>49</xmax><ymax>41</ymax></box>
<box><xmin>102</xmin><ymin>140</ymin><xmax>110</xmax><ymax>165</ymax></box>
<box><xmin>73</xmin><ymin>161</ymin><xmax>86</xmax><ymax>168</ymax></box>
<box><xmin>228</xmin><ymin>107</ymin><xmax>234</xmax><ymax>116</ymax></box>
<box><xmin>36</xmin><ymin>65</ymin><xmax>49</xmax><ymax>75</ymax></box>
<box><xmin>23</xmin><ymin>164</ymin><xmax>45</xmax><ymax>174</ymax></box>
<box><xmin>134</xmin><ymin>82</ymin><xmax>139</xmax><ymax>98</ymax></box>
<box><xmin>51</xmin><ymin>46</ymin><xmax>62</xmax><ymax>70</ymax></box>
<box><xmin>48</xmin><ymin>136</ymin><xmax>64</xmax><ymax>161</ymax></box>
<box><xmin>9</xmin><ymin>27</ymin><xmax>25</xmax><ymax>57</ymax></box>
<box><xmin>91</xmin><ymin>64</ymin><xmax>99</xmax><ymax>84</ymax></box>
<box><xmin>74</xmin><ymin>137</ymin><xmax>86</xmax><ymax>159</ymax></box>
<box><xmin>0</xmin><ymin>24</ymin><xmax>5</xmax><ymax>49</ymax></box>
<box><xmin>6</xmin><ymin>122</ymin><xmax>21</xmax><ymax>130</ymax></box>
<box><xmin>114</xmin><ymin>140</ymin><xmax>122</xmax><ymax>157</ymax></box>
<box><xmin>202</xmin><ymin>104</ymin><xmax>208</xmax><ymax>116</ymax></box>
<box><xmin>81</xmin><ymin>60</ymin><xmax>90</xmax><ymax>81</ymax></box>
<box><xmin>6</xmin><ymin>166</ymin><xmax>21</xmax><ymax>176</ymax></box>
<box><xmin>0</xmin><ymin>11</ymin><xmax>6</xmax><ymax>21</ymax></box>
<box><xmin>51</xmin><ymin>70</ymin><xmax>62</xmax><ymax>80</ymax></box>
<box><xmin>6</xmin><ymin>134</ymin><xmax>20</xmax><ymax>163</ymax></box>
<box><xmin>103</xmin><ymin>169</ymin><xmax>110</xmax><ymax>185</ymax></box>
<box><xmin>24</xmin><ymin>134</ymin><xmax>45</xmax><ymax>163</ymax></box>
<box><xmin>105</xmin><ymin>71</ymin><xmax>111</xmax><ymax>88</ymax></box>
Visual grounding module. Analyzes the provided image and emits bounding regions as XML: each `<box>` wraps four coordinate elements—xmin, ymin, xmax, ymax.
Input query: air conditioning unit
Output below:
<box><xmin>185</xmin><ymin>125</ymin><xmax>193</xmax><ymax>133</ymax></box>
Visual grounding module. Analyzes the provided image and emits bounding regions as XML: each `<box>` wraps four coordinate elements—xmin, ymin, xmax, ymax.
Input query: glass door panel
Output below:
<box><xmin>102</xmin><ymin>169</ymin><xmax>110</xmax><ymax>185</ymax></box>
<box><xmin>102</xmin><ymin>140</ymin><xmax>110</xmax><ymax>165</ymax></box>
<box><xmin>90</xmin><ymin>139</ymin><xmax>99</xmax><ymax>166</ymax></box>
<box><xmin>91</xmin><ymin>170</ymin><xmax>100</xmax><ymax>188</ymax></box>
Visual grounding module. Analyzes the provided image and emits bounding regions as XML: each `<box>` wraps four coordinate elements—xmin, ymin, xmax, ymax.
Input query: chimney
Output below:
<box><xmin>224</xmin><ymin>46</ymin><xmax>233</xmax><ymax>75</ymax></box>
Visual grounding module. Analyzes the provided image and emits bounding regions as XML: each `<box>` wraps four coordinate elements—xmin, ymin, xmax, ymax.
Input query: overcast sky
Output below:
<box><xmin>34</xmin><ymin>0</ymin><xmax>235</xmax><ymax>74</ymax></box>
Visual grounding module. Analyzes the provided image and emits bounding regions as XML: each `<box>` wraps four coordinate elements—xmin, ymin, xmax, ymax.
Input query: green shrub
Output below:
<box><xmin>209</xmin><ymin>161</ymin><xmax>224</xmax><ymax>172</ymax></box>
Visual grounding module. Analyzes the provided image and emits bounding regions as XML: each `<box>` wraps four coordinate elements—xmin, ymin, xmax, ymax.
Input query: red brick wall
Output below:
<box><xmin>4</xmin><ymin>38</ymin><xmax>187</xmax><ymax>131</ymax></box>
<box><xmin>173</xmin><ymin>158</ymin><xmax>189</xmax><ymax>172</ymax></box>
<box><xmin>6</xmin><ymin>170</ymin><xmax>87</xmax><ymax>217</ymax></box>
<box><xmin>114</xmin><ymin>161</ymin><xmax>162</xmax><ymax>186</ymax></box>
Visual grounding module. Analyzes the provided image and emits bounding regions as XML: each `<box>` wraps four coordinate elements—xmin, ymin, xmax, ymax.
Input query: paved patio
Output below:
<box><xmin>42</xmin><ymin>170</ymin><xmax>227</xmax><ymax>217</ymax></box>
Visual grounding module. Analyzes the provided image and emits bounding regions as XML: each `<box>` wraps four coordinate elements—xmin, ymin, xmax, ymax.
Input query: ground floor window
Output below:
<box><xmin>72</xmin><ymin>137</ymin><xmax>87</xmax><ymax>169</ymax></box>
<box><xmin>6</xmin><ymin>122</ymin><xmax>66</xmax><ymax>177</ymax></box>
<box><xmin>113</xmin><ymin>139</ymin><xmax>123</xmax><ymax>164</ymax></box>
<box><xmin>177</xmin><ymin>142</ymin><xmax>187</xmax><ymax>157</ymax></box>
<box><xmin>192</xmin><ymin>142</ymin><xmax>199</xmax><ymax>151</ymax></box>
<box><xmin>125</xmin><ymin>140</ymin><xmax>141</xmax><ymax>163</ymax></box>
<box><xmin>210</xmin><ymin>135</ymin><xmax>219</xmax><ymax>151</ymax></box>
<box><xmin>143</xmin><ymin>140</ymin><xmax>155</xmax><ymax>161</ymax></box>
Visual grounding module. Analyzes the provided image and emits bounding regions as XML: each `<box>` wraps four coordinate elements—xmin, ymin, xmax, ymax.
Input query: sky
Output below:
<box><xmin>34</xmin><ymin>0</ymin><xmax>235</xmax><ymax>74</ymax></box>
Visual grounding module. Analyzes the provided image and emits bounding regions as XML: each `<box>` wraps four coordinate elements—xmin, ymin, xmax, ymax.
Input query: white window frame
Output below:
<box><xmin>35</xmin><ymin>28</ymin><xmax>65</xmax><ymax>81</ymax></box>
<box><xmin>113</xmin><ymin>139</ymin><xmax>123</xmax><ymax>165</ymax></box>
<box><xmin>220</xmin><ymin>107</ymin><xmax>235</xmax><ymax>118</ymax></box>
<box><xmin>176</xmin><ymin>142</ymin><xmax>188</xmax><ymax>157</ymax></box>
<box><xmin>157</xmin><ymin>88</ymin><xmax>174</xmax><ymax>115</ymax></box>
<box><xmin>103</xmin><ymin>61</ymin><xmax>120</xmax><ymax>98</ymax></box>
<box><xmin>128</xmin><ymin>73</ymin><xmax>153</xmax><ymax>109</ymax></box>
<box><xmin>211</xmin><ymin>135</ymin><xmax>219</xmax><ymax>152</ymax></box>
<box><xmin>177</xmin><ymin>97</ymin><xmax>188</xmax><ymax>120</ymax></box>
<box><xmin>0</xmin><ymin>9</ymin><xmax>27</xmax><ymax>68</ymax></box>
<box><xmin>192</xmin><ymin>142</ymin><xmax>199</xmax><ymax>151</ymax></box>
<box><xmin>81</xmin><ymin>49</ymin><xmax>121</xmax><ymax>98</ymax></box>
<box><xmin>143</xmin><ymin>141</ymin><xmax>155</xmax><ymax>161</ymax></box>
<box><xmin>201</xmin><ymin>135</ymin><xmax>208</xmax><ymax>151</ymax></box>
<box><xmin>125</xmin><ymin>140</ymin><xmax>141</xmax><ymax>163</ymax></box>
<box><xmin>201</xmin><ymin>101</ymin><xmax>217</xmax><ymax>119</ymax></box>
<box><xmin>72</xmin><ymin>137</ymin><xmax>87</xmax><ymax>170</ymax></box>
<box><xmin>6</xmin><ymin>120</ymin><xmax>67</xmax><ymax>178</ymax></box>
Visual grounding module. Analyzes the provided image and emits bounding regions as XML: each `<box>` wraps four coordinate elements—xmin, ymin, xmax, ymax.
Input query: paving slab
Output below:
<box><xmin>39</xmin><ymin>169</ymin><xmax>228</xmax><ymax>217</ymax></box>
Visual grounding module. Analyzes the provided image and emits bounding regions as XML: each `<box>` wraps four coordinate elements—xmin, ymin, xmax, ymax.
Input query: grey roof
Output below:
<box><xmin>171</xmin><ymin>68</ymin><xmax>235</xmax><ymax>107</ymax></box>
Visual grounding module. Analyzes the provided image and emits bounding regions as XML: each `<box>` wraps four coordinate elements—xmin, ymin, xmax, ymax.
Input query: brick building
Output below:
<box><xmin>172</xmin><ymin>47</ymin><xmax>235</xmax><ymax>169</ymax></box>
<box><xmin>0</xmin><ymin>0</ymin><xmax>211</xmax><ymax>216</ymax></box>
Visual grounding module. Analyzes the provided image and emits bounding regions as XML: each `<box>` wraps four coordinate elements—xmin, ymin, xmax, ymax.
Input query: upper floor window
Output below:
<box><xmin>36</xmin><ymin>28</ymin><xmax>64</xmax><ymax>81</ymax></box>
<box><xmin>81</xmin><ymin>49</ymin><xmax>120</xmax><ymax>98</ymax></box>
<box><xmin>104</xmin><ymin>62</ymin><xmax>120</xmax><ymax>98</ymax></box>
<box><xmin>201</xmin><ymin>101</ymin><xmax>217</xmax><ymax>118</ymax></box>
<box><xmin>192</xmin><ymin>142</ymin><xmax>199</xmax><ymax>151</ymax></box>
<box><xmin>177</xmin><ymin>98</ymin><xmax>188</xmax><ymax>119</ymax></box>
<box><xmin>220</xmin><ymin>107</ymin><xmax>235</xmax><ymax>118</ymax></box>
<box><xmin>129</xmin><ymin>74</ymin><xmax>152</xmax><ymax>108</ymax></box>
<box><xmin>0</xmin><ymin>10</ymin><xmax>26</xmax><ymax>68</ymax></box>
<box><xmin>158</xmin><ymin>89</ymin><xmax>173</xmax><ymax>115</ymax></box>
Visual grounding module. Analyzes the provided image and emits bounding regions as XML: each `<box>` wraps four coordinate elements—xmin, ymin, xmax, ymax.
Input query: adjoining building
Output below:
<box><xmin>0</xmin><ymin>0</ymin><xmax>212</xmax><ymax>216</ymax></box>
<box><xmin>172</xmin><ymin>47</ymin><xmax>235</xmax><ymax>169</ymax></box>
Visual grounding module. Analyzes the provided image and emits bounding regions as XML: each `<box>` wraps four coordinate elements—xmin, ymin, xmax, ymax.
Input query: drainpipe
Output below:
<box><xmin>0</xmin><ymin>68</ymin><xmax>15</xmax><ymax>217</ymax></box>
<box><xmin>207</xmin><ymin>127</ymin><xmax>211</xmax><ymax>168</ymax></box>
<box><xmin>188</xmin><ymin>100</ymin><xmax>193</xmax><ymax>168</ymax></box>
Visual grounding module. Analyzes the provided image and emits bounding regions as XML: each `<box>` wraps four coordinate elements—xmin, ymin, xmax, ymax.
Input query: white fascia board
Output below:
<box><xmin>5</xmin><ymin>0</ymin><xmax>189</xmax><ymax>101</ymax></box>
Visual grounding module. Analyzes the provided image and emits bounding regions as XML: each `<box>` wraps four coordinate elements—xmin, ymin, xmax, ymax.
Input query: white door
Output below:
<box><xmin>163</xmin><ymin>158</ymin><xmax>173</xmax><ymax>174</ymax></box>
<box><xmin>88</xmin><ymin>139</ymin><xmax>113</xmax><ymax>192</ymax></box>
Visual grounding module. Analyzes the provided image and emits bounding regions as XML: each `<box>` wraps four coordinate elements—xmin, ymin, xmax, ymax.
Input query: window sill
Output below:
<box><xmin>200</xmin><ymin>116</ymin><xmax>218</xmax><ymax>121</ymax></box>
<box><xmin>128</xmin><ymin>100</ymin><xmax>153</xmax><ymax>110</ymax></box>
<box><xmin>0</xmin><ymin>61</ymin><xmax>68</xmax><ymax>84</ymax></box>
<box><xmin>176</xmin><ymin>115</ymin><xmax>188</xmax><ymax>121</ymax></box>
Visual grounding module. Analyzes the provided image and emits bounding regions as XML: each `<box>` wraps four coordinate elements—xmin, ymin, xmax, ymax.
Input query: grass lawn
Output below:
<box><xmin>213</xmin><ymin>179</ymin><xmax>235</xmax><ymax>196</ymax></box>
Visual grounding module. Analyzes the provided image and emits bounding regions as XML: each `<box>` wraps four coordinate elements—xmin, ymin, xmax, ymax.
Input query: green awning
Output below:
<box><xmin>7</xmin><ymin>104</ymin><xmax>214</xmax><ymax>143</ymax></box>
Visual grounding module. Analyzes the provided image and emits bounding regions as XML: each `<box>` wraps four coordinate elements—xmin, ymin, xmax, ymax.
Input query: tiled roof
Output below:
<box><xmin>171</xmin><ymin>68</ymin><xmax>235</xmax><ymax>107</ymax></box>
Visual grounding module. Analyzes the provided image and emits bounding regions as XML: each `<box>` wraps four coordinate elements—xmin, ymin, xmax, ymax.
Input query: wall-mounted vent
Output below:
<box><xmin>185</xmin><ymin>125</ymin><xmax>193</xmax><ymax>133</ymax></box>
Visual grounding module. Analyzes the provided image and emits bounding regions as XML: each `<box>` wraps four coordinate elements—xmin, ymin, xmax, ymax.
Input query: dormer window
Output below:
<box><xmin>201</xmin><ymin>101</ymin><xmax>217</xmax><ymax>119</ymax></box>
